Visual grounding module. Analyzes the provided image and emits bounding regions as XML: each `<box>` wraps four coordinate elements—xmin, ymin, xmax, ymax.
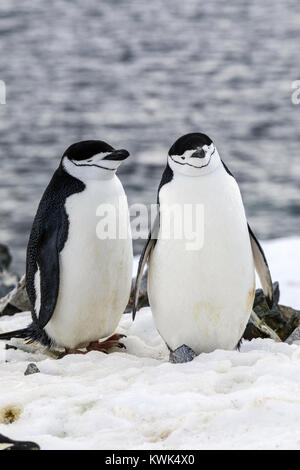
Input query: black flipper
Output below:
<box><xmin>26</xmin><ymin>166</ymin><xmax>85</xmax><ymax>330</ymax></box>
<box><xmin>0</xmin><ymin>328</ymin><xmax>28</xmax><ymax>341</ymax></box>
<box><xmin>0</xmin><ymin>166</ymin><xmax>85</xmax><ymax>346</ymax></box>
<box><xmin>132</xmin><ymin>163</ymin><xmax>174</xmax><ymax>321</ymax></box>
<box><xmin>248</xmin><ymin>224</ymin><xmax>273</xmax><ymax>308</ymax></box>
<box><xmin>132</xmin><ymin>215</ymin><xmax>159</xmax><ymax>320</ymax></box>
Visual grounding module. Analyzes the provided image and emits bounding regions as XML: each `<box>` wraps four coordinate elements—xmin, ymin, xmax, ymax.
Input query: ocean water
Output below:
<box><xmin>0</xmin><ymin>0</ymin><xmax>299</xmax><ymax>274</ymax></box>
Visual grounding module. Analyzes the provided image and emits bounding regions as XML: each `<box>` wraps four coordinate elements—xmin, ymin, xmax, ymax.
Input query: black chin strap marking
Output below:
<box><xmin>170</xmin><ymin>147</ymin><xmax>215</xmax><ymax>169</ymax></box>
<box><xmin>71</xmin><ymin>160</ymin><xmax>115</xmax><ymax>171</ymax></box>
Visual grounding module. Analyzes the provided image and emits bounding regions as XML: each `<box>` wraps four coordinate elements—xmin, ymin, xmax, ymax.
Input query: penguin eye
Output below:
<box><xmin>181</xmin><ymin>156</ymin><xmax>185</xmax><ymax>160</ymax></box>
<box><xmin>87</xmin><ymin>159</ymin><xmax>93</xmax><ymax>163</ymax></box>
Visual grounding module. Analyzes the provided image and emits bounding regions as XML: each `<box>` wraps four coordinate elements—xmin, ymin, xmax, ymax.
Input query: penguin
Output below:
<box><xmin>0</xmin><ymin>140</ymin><xmax>133</xmax><ymax>354</ymax></box>
<box><xmin>0</xmin><ymin>434</ymin><xmax>40</xmax><ymax>451</ymax></box>
<box><xmin>133</xmin><ymin>133</ymin><xmax>273</xmax><ymax>363</ymax></box>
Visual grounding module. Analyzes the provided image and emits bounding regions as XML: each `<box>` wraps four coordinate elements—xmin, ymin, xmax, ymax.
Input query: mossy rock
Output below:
<box><xmin>248</xmin><ymin>281</ymin><xmax>300</xmax><ymax>341</ymax></box>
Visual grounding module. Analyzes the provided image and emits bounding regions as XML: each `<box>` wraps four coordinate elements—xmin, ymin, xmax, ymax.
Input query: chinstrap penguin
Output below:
<box><xmin>0</xmin><ymin>433</ymin><xmax>40</xmax><ymax>451</ymax></box>
<box><xmin>0</xmin><ymin>140</ymin><xmax>133</xmax><ymax>354</ymax></box>
<box><xmin>133</xmin><ymin>133</ymin><xmax>273</xmax><ymax>363</ymax></box>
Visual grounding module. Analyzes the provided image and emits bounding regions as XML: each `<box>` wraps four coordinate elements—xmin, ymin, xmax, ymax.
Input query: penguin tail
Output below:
<box><xmin>0</xmin><ymin>323</ymin><xmax>53</xmax><ymax>348</ymax></box>
<box><xmin>0</xmin><ymin>328</ymin><xmax>29</xmax><ymax>341</ymax></box>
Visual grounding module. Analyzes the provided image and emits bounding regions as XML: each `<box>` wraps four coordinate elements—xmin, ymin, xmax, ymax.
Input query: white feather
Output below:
<box><xmin>34</xmin><ymin>265</ymin><xmax>41</xmax><ymax>317</ymax></box>
<box><xmin>45</xmin><ymin>175</ymin><xmax>133</xmax><ymax>349</ymax></box>
<box><xmin>250</xmin><ymin>235</ymin><xmax>273</xmax><ymax>301</ymax></box>
<box><xmin>148</xmin><ymin>164</ymin><xmax>255</xmax><ymax>354</ymax></box>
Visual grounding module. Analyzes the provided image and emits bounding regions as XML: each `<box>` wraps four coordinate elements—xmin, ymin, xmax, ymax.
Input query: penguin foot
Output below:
<box><xmin>169</xmin><ymin>344</ymin><xmax>197</xmax><ymax>363</ymax></box>
<box><xmin>65</xmin><ymin>348</ymin><xmax>89</xmax><ymax>355</ymax></box>
<box><xmin>87</xmin><ymin>334</ymin><xmax>126</xmax><ymax>353</ymax></box>
<box><xmin>58</xmin><ymin>334</ymin><xmax>127</xmax><ymax>358</ymax></box>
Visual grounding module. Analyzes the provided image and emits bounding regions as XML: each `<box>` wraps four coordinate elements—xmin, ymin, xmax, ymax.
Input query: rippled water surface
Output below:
<box><xmin>0</xmin><ymin>0</ymin><xmax>299</xmax><ymax>273</ymax></box>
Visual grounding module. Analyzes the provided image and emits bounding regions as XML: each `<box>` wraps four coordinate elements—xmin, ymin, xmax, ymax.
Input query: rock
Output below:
<box><xmin>279</xmin><ymin>304</ymin><xmax>300</xmax><ymax>324</ymax></box>
<box><xmin>0</xmin><ymin>275</ymin><xmax>31</xmax><ymax>316</ymax></box>
<box><xmin>254</xmin><ymin>302</ymin><xmax>300</xmax><ymax>342</ymax></box>
<box><xmin>0</xmin><ymin>244</ymin><xmax>12</xmax><ymax>271</ymax></box>
<box><xmin>252</xmin><ymin>281</ymin><xmax>285</xmax><ymax>339</ymax></box>
<box><xmin>286</xmin><ymin>327</ymin><xmax>300</xmax><ymax>344</ymax></box>
<box><xmin>5</xmin><ymin>344</ymin><xmax>18</xmax><ymax>351</ymax></box>
<box><xmin>248</xmin><ymin>310</ymin><xmax>281</xmax><ymax>342</ymax></box>
<box><xmin>0</xmin><ymin>270</ymin><xmax>19</xmax><ymax>299</ymax></box>
<box><xmin>24</xmin><ymin>363</ymin><xmax>40</xmax><ymax>376</ymax></box>
<box><xmin>244</xmin><ymin>281</ymin><xmax>300</xmax><ymax>342</ymax></box>
<box><xmin>0</xmin><ymin>433</ymin><xmax>40</xmax><ymax>450</ymax></box>
<box><xmin>253</xmin><ymin>281</ymin><xmax>280</xmax><ymax>308</ymax></box>
<box><xmin>243</xmin><ymin>322</ymin><xmax>269</xmax><ymax>341</ymax></box>
<box><xmin>0</xmin><ymin>245</ymin><xmax>18</xmax><ymax>298</ymax></box>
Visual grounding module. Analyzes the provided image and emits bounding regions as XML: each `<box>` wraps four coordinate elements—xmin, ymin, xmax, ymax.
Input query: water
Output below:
<box><xmin>0</xmin><ymin>0</ymin><xmax>299</xmax><ymax>274</ymax></box>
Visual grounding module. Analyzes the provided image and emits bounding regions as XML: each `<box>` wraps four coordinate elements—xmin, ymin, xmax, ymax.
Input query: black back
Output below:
<box><xmin>157</xmin><ymin>164</ymin><xmax>174</xmax><ymax>203</ymax></box>
<box><xmin>26</xmin><ymin>165</ymin><xmax>85</xmax><ymax>345</ymax></box>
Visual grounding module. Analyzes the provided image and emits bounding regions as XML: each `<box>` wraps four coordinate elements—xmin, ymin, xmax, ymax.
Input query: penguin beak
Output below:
<box><xmin>102</xmin><ymin>149</ymin><xmax>130</xmax><ymax>161</ymax></box>
<box><xmin>190</xmin><ymin>148</ymin><xmax>206</xmax><ymax>159</ymax></box>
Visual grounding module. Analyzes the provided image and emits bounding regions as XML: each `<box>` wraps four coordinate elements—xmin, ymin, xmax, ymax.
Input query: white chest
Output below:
<box><xmin>148</xmin><ymin>167</ymin><xmax>255</xmax><ymax>353</ymax></box>
<box><xmin>45</xmin><ymin>176</ymin><xmax>133</xmax><ymax>349</ymax></box>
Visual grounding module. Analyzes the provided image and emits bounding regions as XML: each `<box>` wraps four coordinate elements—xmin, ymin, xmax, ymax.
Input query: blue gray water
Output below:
<box><xmin>0</xmin><ymin>0</ymin><xmax>299</xmax><ymax>274</ymax></box>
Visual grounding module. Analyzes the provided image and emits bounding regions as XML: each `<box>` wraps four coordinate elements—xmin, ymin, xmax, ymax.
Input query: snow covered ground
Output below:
<box><xmin>0</xmin><ymin>237</ymin><xmax>299</xmax><ymax>450</ymax></box>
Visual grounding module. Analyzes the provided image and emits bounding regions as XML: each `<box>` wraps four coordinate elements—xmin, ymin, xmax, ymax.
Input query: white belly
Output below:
<box><xmin>45</xmin><ymin>176</ymin><xmax>133</xmax><ymax>349</ymax></box>
<box><xmin>148</xmin><ymin>166</ymin><xmax>255</xmax><ymax>354</ymax></box>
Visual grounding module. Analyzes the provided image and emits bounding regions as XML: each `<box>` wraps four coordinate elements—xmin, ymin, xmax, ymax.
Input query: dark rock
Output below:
<box><xmin>1</xmin><ymin>304</ymin><xmax>21</xmax><ymax>316</ymax></box>
<box><xmin>0</xmin><ymin>244</ymin><xmax>12</xmax><ymax>271</ymax></box>
<box><xmin>245</xmin><ymin>281</ymin><xmax>300</xmax><ymax>342</ymax></box>
<box><xmin>0</xmin><ymin>245</ymin><xmax>18</xmax><ymax>298</ymax></box>
<box><xmin>0</xmin><ymin>275</ymin><xmax>31</xmax><ymax>316</ymax></box>
<box><xmin>279</xmin><ymin>304</ymin><xmax>300</xmax><ymax>323</ymax></box>
<box><xmin>169</xmin><ymin>344</ymin><xmax>197</xmax><ymax>363</ymax></box>
<box><xmin>243</xmin><ymin>322</ymin><xmax>269</xmax><ymax>341</ymax></box>
<box><xmin>0</xmin><ymin>433</ymin><xmax>40</xmax><ymax>450</ymax></box>
<box><xmin>253</xmin><ymin>281</ymin><xmax>280</xmax><ymax>308</ymax></box>
<box><xmin>5</xmin><ymin>344</ymin><xmax>18</xmax><ymax>351</ymax></box>
<box><xmin>253</xmin><ymin>302</ymin><xmax>300</xmax><ymax>342</ymax></box>
<box><xmin>0</xmin><ymin>271</ymin><xmax>19</xmax><ymax>299</ymax></box>
<box><xmin>286</xmin><ymin>327</ymin><xmax>300</xmax><ymax>344</ymax></box>
<box><xmin>24</xmin><ymin>363</ymin><xmax>40</xmax><ymax>376</ymax></box>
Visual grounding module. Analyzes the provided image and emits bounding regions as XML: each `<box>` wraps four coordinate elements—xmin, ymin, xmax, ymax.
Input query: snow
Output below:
<box><xmin>256</xmin><ymin>237</ymin><xmax>300</xmax><ymax>309</ymax></box>
<box><xmin>0</xmin><ymin>237</ymin><xmax>300</xmax><ymax>450</ymax></box>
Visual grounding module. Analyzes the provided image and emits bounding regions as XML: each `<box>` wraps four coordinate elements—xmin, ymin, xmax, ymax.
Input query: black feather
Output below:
<box><xmin>1</xmin><ymin>164</ymin><xmax>85</xmax><ymax>347</ymax></box>
<box><xmin>0</xmin><ymin>328</ymin><xmax>28</xmax><ymax>341</ymax></box>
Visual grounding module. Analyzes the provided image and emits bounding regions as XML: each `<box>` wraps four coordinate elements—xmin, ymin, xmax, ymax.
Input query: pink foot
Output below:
<box><xmin>87</xmin><ymin>334</ymin><xmax>126</xmax><ymax>353</ymax></box>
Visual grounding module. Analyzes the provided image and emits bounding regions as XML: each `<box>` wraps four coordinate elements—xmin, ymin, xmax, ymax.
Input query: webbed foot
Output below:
<box><xmin>87</xmin><ymin>333</ymin><xmax>126</xmax><ymax>353</ymax></box>
<box><xmin>57</xmin><ymin>334</ymin><xmax>127</xmax><ymax>358</ymax></box>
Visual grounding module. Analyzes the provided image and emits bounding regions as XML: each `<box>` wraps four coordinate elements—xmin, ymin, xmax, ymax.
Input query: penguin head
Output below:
<box><xmin>62</xmin><ymin>140</ymin><xmax>130</xmax><ymax>180</ymax></box>
<box><xmin>168</xmin><ymin>133</ymin><xmax>221</xmax><ymax>176</ymax></box>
